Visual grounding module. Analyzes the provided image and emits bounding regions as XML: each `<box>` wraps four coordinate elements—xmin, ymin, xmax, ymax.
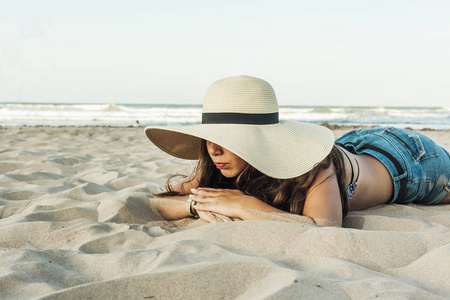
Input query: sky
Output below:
<box><xmin>0</xmin><ymin>0</ymin><xmax>449</xmax><ymax>107</ymax></box>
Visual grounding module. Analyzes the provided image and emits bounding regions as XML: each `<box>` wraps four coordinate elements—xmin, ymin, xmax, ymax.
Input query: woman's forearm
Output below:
<box><xmin>154</xmin><ymin>196</ymin><xmax>192</xmax><ymax>220</ymax></box>
<box><xmin>233</xmin><ymin>200</ymin><xmax>316</xmax><ymax>225</ymax></box>
<box><xmin>190</xmin><ymin>188</ymin><xmax>317</xmax><ymax>225</ymax></box>
<box><xmin>237</xmin><ymin>208</ymin><xmax>316</xmax><ymax>225</ymax></box>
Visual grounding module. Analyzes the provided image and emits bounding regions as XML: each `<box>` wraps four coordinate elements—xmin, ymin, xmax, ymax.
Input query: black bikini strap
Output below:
<box><xmin>341</xmin><ymin>149</ymin><xmax>354</xmax><ymax>183</ymax></box>
<box><xmin>354</xmin><ymin>157</ymin><xmax>360</xmax><ymax>182</ymax></box>
<box><xmin>341</xmin><ymin>148</ymin><xmax>359</xmax><ymax>183</ymax></box>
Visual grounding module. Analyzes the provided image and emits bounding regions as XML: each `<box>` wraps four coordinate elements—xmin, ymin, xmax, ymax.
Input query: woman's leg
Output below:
<box><xmin>439</xmin><ymin>192</ymin><xmax>450</xmax><ymax>204</ymax></box>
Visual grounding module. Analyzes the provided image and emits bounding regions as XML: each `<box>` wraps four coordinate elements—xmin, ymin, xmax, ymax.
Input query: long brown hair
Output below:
<box><xmin>162</xmin><ymin>141</ymin><xmax>349</xmax><ymax>218</ymax></box>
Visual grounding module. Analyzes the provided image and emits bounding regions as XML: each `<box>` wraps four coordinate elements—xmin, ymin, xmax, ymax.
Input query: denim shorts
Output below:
<box><xmin>335</xmin><ymin>127</ymin><xmax>450</xmax><ymax>205</ymax></box>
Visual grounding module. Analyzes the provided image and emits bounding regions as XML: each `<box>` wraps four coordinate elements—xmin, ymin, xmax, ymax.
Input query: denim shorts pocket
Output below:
<box><xmin>384</xmin><ymin>128</ymin><xmax>439</xmax><ymax>162</ymax></box>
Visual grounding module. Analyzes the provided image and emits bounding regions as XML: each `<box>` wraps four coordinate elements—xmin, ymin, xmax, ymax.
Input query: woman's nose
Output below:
<box><xmin>207</xmin><ymin>141</ymin><xmax>223</xmax><ymax>156</ymax></box>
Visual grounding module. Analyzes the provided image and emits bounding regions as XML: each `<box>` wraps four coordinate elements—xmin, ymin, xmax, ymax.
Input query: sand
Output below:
<box><xmin>0</xmin><ymin>126</ymin><xmax>449</xmax><ymax>299</ymax></box>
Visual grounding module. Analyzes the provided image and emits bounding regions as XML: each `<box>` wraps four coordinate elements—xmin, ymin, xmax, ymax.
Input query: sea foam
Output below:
<box><xmin>1</xmin><ymin>103</ymin><xmax>449</xmax><ymax>129</ymax></box>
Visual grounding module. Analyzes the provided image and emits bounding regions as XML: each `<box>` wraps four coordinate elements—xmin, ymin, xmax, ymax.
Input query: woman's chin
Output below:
<box><xmin>220</xmin><ymin>170</ymin><xmax>239</xmax><ymax>178</ymax></box>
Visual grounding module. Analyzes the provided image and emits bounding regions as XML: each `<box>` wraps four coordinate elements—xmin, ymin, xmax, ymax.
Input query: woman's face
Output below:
<box><xmin>206</xmin><ymin>141</ymin><xmax>249</xmax><ymax>178</ymax></box>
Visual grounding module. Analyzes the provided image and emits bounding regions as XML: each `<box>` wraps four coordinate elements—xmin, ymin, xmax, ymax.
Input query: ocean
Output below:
<box><xmin>1</xmin><ymin>103</ymin><xmax>449</xmax><ymax>129</ymax></box>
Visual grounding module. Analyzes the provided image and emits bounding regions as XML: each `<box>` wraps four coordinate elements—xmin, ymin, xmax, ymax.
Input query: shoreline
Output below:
<box><xmin>3</xmin><ymin>123</ymin><xmax>450</xmax><ymax>130</ymax></box>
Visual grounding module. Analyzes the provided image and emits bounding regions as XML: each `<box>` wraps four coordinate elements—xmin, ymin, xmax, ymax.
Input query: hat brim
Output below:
<box><xmin>145</xmin><ymin>121</ymin><xmax>334</xmax><ymax>179</ymax></box>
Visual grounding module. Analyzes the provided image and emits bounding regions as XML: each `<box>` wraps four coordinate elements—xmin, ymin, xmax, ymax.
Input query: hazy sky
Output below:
<box><xmin>1</xmin><ymin>0</ymin><xmax>449</xmax><ymax>106</ymax></box>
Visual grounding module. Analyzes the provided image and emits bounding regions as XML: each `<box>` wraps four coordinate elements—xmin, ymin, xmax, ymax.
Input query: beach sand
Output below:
<box><xmin>0</xmin><ymin>126</ymin><xmax>449</xmax><ymax>299</ymax></box>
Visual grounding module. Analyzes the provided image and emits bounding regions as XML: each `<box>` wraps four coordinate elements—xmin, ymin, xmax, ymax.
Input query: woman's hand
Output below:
<box><xmin>189</xmin><ymin>188</ymin><xmax>316</xmax><ymax>224</ymax></box>
<box><xmin>190</xmin><ymin>188</ymin><xmax>260</xmax><ymax>219</ymax></box>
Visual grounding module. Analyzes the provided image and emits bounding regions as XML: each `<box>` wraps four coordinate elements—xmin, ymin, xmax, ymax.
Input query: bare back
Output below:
<box><xmin>338</xmin><ymin>147</ymin><xmax>394</xmax><ymax>211</ymax></box>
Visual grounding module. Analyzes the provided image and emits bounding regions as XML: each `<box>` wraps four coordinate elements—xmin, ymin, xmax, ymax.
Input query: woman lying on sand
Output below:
<box><xmin>145</xmin><ymin>76</ymin><xmax>450</xmax><ymax>227</ymax></box>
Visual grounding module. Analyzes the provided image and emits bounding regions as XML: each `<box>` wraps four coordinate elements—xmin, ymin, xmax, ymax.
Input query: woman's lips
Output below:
<box><xmin>215</xmin><ymin>163</ymin><xmax>227</xmax><ymax>169</ymax></box>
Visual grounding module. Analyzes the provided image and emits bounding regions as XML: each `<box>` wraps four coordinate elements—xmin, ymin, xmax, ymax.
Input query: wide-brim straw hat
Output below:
<box><xmin>145</xmin><ymin>75</ymin><xmax>334</xmax><ymax>179</ymax></box>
